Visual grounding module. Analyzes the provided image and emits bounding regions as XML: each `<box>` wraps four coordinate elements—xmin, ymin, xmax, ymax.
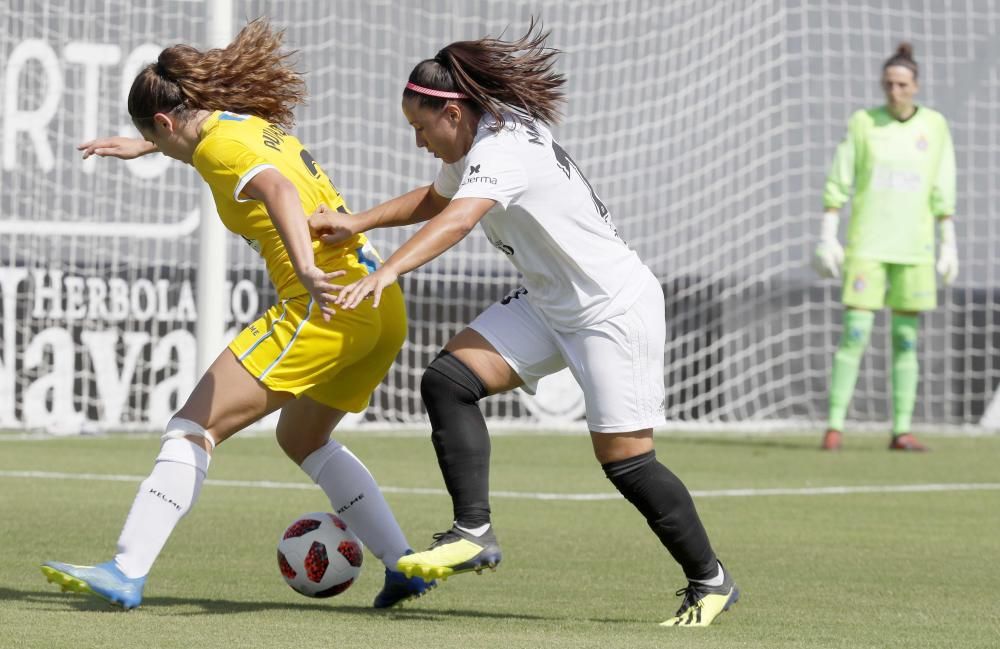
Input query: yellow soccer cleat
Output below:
<box><xmin>660</xmin><ymin>564</ymin><xmax>740</xmax><ymax>627</ymax></box>
<box><xmin>396</xmin><ymin>525</ymin><xmax>502</xmax><ymax>581</ymax></box>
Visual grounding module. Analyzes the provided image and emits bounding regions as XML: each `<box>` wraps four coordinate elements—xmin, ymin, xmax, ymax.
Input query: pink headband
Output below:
<box><xmin>405</xmin><ymin>82</ymin><xmax>468</xmax><ymax>100</ymax></box>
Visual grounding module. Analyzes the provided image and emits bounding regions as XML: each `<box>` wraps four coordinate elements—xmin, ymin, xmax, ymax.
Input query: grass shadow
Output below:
<box><xmin>0</xmin><ymin>586</ymin><xmax>553</xmax><ymax>621</ymax></box>
<box><xmin>666</xmin><ymin>436</ymin><xmax>829</xmax><ymax>452</ymax></box>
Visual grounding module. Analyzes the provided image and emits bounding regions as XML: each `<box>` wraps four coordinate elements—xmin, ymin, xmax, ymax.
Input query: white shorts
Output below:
<box><xmin>469</xmin><ymin>272</ymin><xmax>667</xmax><ymax>433</ymax></box>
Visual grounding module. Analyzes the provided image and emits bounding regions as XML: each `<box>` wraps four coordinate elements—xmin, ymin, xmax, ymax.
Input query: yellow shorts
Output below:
<box><xmin>841</xmin><ymin>258</ymin><xmax>937</xmax><ymax>312</ymax></box>
<box><xmin>228</xmin><ymin>269</ymin><xmax>407</xmax><ymax>413</ymax></box>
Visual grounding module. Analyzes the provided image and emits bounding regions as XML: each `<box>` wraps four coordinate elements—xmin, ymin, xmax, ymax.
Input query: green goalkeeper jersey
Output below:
<box><xmin>823</xmin><ymin>105</ymin><xmax>956</xmax><ymax>264</ymax></box>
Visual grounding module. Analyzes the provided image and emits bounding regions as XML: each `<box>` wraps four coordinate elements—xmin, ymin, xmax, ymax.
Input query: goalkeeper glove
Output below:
<box><xmin>812</xmin><ymin>211</ymin><xmax>845</xmax><ymax>279</ymax></box>
<box><xmin>936</xmin><ymin>218</ymin><xmax>959</xmax><ymax>286</ymax></box>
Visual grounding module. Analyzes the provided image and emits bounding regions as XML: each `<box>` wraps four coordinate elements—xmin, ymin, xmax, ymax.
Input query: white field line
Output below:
<box><xmin>1</xmin><ymin>469</ymin><xmax>999</xmax><ymax>502</ymax></box>
<box><xmin>0</xmin><ymin>209</ymin><xmax>200</xmax><ymax>238</ymax></box>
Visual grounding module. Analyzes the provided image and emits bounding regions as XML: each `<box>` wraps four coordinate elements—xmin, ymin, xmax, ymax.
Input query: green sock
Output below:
<box><xmin>828</xmin><ymin>310</ymin><xmax>875</xmax><ymax>431</ymax></box>
<box><xmin>891</xmin><ymin>314</ymin><xmax>920</xmax><ymax>435</ymax></box>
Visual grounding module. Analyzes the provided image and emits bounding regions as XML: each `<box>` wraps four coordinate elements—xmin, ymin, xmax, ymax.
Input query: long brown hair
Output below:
<box><xmin>883</xmin><ymin>41</ymin><xmax>918</xmax><ymax>79</ymax></box>
<box><xmin>128</xmin><ymin>18</ymin><xmax>306</xmax><ymax>131</ymax></box>
<box><xmin>404</xmin><ymin>18</ymin><xmax>566</xmax><ymax>130</ymax></box>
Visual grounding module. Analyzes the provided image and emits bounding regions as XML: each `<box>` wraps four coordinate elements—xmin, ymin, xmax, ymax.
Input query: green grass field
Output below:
<box><xmin>1</xmin><ymin>431</ymin><xmax>998</xmax><ymax>649</ymax></box>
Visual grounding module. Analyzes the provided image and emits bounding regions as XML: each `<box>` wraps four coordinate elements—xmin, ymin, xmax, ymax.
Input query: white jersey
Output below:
<box><xmin>434</xmin><ymin>113</ymin><xmax>652</xmax><ymax>331</ymax></box>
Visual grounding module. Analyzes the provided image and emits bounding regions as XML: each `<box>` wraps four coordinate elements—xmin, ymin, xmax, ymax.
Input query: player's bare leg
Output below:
<box><xmin>42</xmin><ymin>349</ymin><xmax>290</xmax><ymax>609</ymax></box>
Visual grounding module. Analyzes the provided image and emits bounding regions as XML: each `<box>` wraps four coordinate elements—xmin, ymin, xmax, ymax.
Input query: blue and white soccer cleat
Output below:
<box><xmin>372</xmin><ymin>560</ymin><xmax>437</xmax><ymax>609</ymax></box>
<box><xmin>40</xmin><ymin>560</ymin><xmax>146</xmax><ymax>610</ymax></box>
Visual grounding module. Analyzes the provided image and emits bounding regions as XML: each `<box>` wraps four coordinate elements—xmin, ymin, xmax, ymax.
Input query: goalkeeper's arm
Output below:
<box><xmin>936</xmin><ymin>216</ymin><xmax>958</xmax><ymax>285</ymax></box>
<box><xmin>812</xmin><ymin>209</ymin><xmax>845</xmax><ymax>279</ymax></box>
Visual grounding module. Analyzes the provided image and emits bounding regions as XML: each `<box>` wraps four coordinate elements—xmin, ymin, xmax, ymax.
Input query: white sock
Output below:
<box><xmin>689</xmin><ymin>562</ymin><xmax>724</xmax><ymax>587</ymax></box>
<box><xmin>113</xmin><ymin>436</ymin><xmax>210</xmax><ymax>579</ymax></box>
<box><xmin>455</xmin><ymin>522</ymin><xmax>491</xmax><ymax>537</ymax></box>
<box><xmin>300</xmin><ymin>440</ymin><xmax>411</xmax><ymax>570</ymax></box>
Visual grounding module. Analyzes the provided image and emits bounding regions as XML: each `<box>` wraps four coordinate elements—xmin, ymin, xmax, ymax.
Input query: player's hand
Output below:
<box><xmin>813</xmin><ymin>240</ymin><xmax>845</xmax><ymax>279</ymax></box>
<box><xmin>78</xmin><ymin>137</ymin><xmax>156</xmax><ymax>160</ymax></box>
<box><xmin>937</xmin><ymin>248</ymin><xmax>959</xmax><ymax>285</ymax></box>
<box><xmin>334</xmin><ymin>266</ymin><xmax>398</xmax><ymax>310</ymax></box>
<box><xmin>298</xmin><ymin>266</ymin><xmax>348</xmax><ymax>321</ymax></box>
<box><xmin>936</xmin><ymin>218</ymin><xmax>959</xmax><ymax>286</ymax></box>
<box><xmin>308</xmin><ymin>204</ymin><xmax>359</xmax><ymax>245</ymax></box>
<box><xmin>812</xmin><ymin>211</ymin><xmax>844</xmax><ymax>279</ymax></box>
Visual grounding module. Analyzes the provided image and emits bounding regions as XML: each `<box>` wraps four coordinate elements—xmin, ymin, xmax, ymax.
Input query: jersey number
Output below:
<box><xmin>550</xmin><ymin>141</ymin><xmax>622</xmax><ymax>241</ymax></box>
<box><xmin>500</xmin><ymin>287</ymin><xmax>528</xmax><ymax>305</ymax></box>
<box><xmin>551</xmin><ymin>141</ymin><xmax>610</xmax><ymax>220</ymax></box>
<box><xmin>300</xmin><ymin>148</ymin><xmax>349</xmax><ymax>214</ymax></box>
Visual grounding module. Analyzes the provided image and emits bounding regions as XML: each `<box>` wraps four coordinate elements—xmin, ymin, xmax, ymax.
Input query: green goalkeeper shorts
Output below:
<box><xmin>841</xmin><ymin>258</ymin><xmax>937</xmax><ymax>312</ymax></box>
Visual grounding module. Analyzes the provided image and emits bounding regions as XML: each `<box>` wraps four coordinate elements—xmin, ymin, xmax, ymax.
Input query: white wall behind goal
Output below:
<box><xmin>2</xmin><ymin>0</ymin><xmax>999</xmax><ymax>433</ymax></box>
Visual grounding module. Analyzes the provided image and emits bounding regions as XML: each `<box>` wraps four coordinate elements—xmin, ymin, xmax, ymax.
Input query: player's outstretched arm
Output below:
<box><xmin>309</xmin><ymin>185</ymin><xmax>450</xmax><ymax>245</ymax></box>
<box><xmin>334</xmin><ymin>197</ymin><xmax>495</xmax><ymax>310</ymax></box>
<box><xmin>78</xmin><ymin>136</ymin><xmax>158</xmax><ymax>160</ymax></box>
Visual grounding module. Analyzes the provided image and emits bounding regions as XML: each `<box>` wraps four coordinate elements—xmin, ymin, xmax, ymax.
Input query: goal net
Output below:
<box><xmin>3</xmin><ymin>0</ymin><xmax>999</xmax><ymax>433</ymax></box>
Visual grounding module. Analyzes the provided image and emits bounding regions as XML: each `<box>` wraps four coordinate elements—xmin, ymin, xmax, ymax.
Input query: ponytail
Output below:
<box><xmin>403</xmin><ymin>18</ymin><xmax>566</xmax><ymax>130</ymax></box>
<box><xmin>128</xmin><ymin>18</ymin><xmax>306</xmax><ymax>131</ymax></box>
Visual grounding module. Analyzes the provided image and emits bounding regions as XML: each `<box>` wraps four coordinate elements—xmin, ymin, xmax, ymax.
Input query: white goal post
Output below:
<box><xmin>195</xmin><ymin>0</ymin><xmax>233</xmax><ymax>378</ymax></box>
<box><xmin>2</xmin><ymin>0</ymin><xmax>999</xmax><ymax>433</ymax></box>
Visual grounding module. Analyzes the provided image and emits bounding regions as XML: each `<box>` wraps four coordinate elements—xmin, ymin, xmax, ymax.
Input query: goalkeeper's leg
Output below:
<box><xmin>890</xmin><ymin>312</ymin><xmax>919</xmax><ymax>434</ymax></box>
<box><xmin>888</xmin><ymin>312</ymin><xmax>928</xmax><ymax>451</ymax></box>
<box><xmin>824</xmin><ymin>309</ymin><xmax>875</xmax><ymax>448</ymax></box>
<box><xmin>884</xmin><ymin>264</ymin><xmax>935</xmax><ymax>452</ymax></box>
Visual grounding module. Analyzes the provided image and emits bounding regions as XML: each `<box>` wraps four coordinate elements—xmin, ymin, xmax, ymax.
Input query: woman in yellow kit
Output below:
<box><xmin>40</xmin><ymin>19</ymin><xmax>433</xmax><ymax>609</ymax></box>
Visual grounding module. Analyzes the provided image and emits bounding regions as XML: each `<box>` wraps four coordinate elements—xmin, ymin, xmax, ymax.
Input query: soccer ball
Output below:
<box><xmin>277</xmin><ymin>512</ymin><xmax>363</xmax><ymax>598</ymax></box>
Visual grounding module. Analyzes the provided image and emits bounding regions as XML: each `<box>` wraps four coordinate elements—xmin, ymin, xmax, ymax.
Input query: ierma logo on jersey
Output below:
<box><xmin>461</xmin><ymin>163</ymin><xmax>497</xmax><ymax>186</ymax></box>
<box><xmin>461</xmin><ymin>174</ymin><xmax>497</xmax><ymax>186</ymax></box>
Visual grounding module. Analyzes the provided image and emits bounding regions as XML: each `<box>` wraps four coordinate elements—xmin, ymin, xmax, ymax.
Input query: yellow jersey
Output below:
<box><xmin>192</xmin><ymin>111</ymin><xmax>367</xmax><ymax>299</ymax></box>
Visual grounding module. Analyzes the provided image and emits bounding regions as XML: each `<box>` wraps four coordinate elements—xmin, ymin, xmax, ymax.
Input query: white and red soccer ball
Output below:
<box><xmin>277</xmin><ymin>512</ymin><xmax>363</xmax><ymax>597</ymax></box>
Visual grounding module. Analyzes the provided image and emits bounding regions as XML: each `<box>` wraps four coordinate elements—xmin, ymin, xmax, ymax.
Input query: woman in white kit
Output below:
<box><xmin>310</xmin><ymin>21</ymin><xmax>739</xmax><ymax>627</ymax></box>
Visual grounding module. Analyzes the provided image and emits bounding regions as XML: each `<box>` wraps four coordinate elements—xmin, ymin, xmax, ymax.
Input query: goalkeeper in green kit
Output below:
<box><xmin>813</xmin><ymin>42</ymin><xmax>957</xmax><ymax>452</ymax></box>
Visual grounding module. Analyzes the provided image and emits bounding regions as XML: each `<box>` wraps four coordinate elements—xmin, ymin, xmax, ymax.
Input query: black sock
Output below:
<box><xmin>421</xmin><ymin>351</ymin><xmax>492</xmax><ymax>528</ymax></box>
<box><xmin>602</xmin><ymin>450</ymin><xmax>718</xmax><ymax>581</ymax></box>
